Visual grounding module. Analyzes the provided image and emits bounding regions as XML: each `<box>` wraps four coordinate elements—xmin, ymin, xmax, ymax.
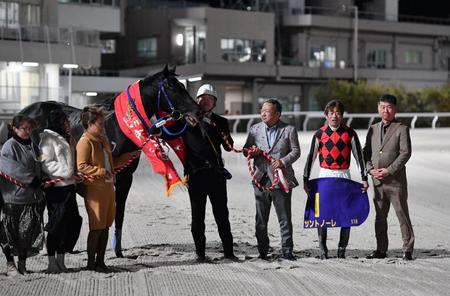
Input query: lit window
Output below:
<box><xmin>220</xmin><ymin>39</ymin><xmax>266</xmax><ymax>63</ymax></box>
<box><xmin>405</xmin><ymin>50</ymin><xmax>422</xmax><ymax>64</ymax></box>
<box><xmin>137</xmin><ymin>37</ymin><xmax>157</xmax><ymax>58</ymax></box>
<box><xmin>367</xmin><ymin>49</ymin><xmax>386</xmax><ymax>68</ymax></box>
<box><xmin>101</xmin><ymin>39</ymin><xmax>116</xmax><ymax>54</ymax></box>
<box><xmin>309</xmin><ymin>46</ymin><xmax>336</xmax><ymax>68</ymax></box>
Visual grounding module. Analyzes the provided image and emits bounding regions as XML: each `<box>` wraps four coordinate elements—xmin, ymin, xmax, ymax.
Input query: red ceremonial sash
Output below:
<box><xmin>114</xmin><ymin>81</ymin><xmax>186</xmax><ymax>196</ymax></box>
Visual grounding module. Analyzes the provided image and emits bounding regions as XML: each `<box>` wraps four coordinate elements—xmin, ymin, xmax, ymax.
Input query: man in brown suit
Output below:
<box><xmin>363</xmin><ymin>94</ymin><xmax>414</xmax><ymax>261</ymax></box>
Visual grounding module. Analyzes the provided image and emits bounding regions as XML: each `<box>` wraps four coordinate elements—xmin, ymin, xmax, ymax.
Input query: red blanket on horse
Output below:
<box><xmin>114</xmin><ymin>81</ymin><xmax>186</xmax><ymax>196</ymax></box>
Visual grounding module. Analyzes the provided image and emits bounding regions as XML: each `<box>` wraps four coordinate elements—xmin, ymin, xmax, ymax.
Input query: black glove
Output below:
<box><xmin>29</xmin><ymin>177</ymin><xmax>41</xmax><ymax>189</ymax></box>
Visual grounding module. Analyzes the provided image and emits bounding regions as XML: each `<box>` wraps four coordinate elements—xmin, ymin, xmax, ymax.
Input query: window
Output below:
<box><xmin>367</xmin><ymin>49</ymin><xmax>386</xmax><ymax>68</ymax></box>
<box><xmin>405</xmin><ymin>50</ymin><xmax>422</xmax><ymax>64</ymax></box>
<box><xmin>0</xmin><ymin>1</ymin><xmax>19</xmax><ymax>28</ymax></box>
<box><xmin>137</xmin><ymin>38</ymin><xmax>157</xmax><ymax>58</ymax></box>
<box><xmin>23</xmin><ymin>4</ymin><xmax>40</xmax><ymax>26</ymax></box>
<box><xmin>220</xmin><ymin>39</ymin><xmax>266</xmax><ymax>63</ymax></box>
<box><xmin>309</xmin><ymin>46</ymin><xmax>336</xmax><ymax>68</ymax></box>
<box><xmin>101</xmin><ymin>39</ymin><xmax>116</xmax><ymax>54</ymax></box>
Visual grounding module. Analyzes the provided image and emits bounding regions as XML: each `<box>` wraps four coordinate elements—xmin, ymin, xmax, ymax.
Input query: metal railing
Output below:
<box><xmin>0</xmin><ymin>25</ymin><xmax>100</xmax><ymax>48</ymax></box>
<box><xmin>225</xmin><ymin>112</ymin><xmax>450</xmax><ymax>133</ymax></box>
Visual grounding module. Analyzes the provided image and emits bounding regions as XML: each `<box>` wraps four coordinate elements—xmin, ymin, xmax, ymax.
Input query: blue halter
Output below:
<box><xmin>126</xmin><ymin>79</ymin><xmax>187</xmax><ymax>137</ymax></box>
<box><xmin>154</xmin><ymin>80</ymin><xmax>187</xmax><ymax>136</ymax></box>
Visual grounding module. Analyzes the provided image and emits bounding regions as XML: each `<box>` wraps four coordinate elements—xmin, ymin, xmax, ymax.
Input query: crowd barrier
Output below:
<box><xmin>224</xmin><ymin>112</ymin><xmax>450</xmax><ymax>133</ymax></box>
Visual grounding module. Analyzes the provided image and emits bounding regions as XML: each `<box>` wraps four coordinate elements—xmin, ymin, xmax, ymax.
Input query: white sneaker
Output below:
<box><xmin>6</xmin><ymin>261</ymin><xmax>19</xmax><ymax>276</ymax></box>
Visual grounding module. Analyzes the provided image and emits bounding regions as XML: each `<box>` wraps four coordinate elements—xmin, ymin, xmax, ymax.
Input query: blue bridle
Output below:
<box><xmin>126</xmin><ymin>79</ymin><xmax>188</xmax><ymax>137</ymax></box>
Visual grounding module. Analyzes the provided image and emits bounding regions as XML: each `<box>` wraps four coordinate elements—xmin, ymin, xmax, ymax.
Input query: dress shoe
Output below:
<box><xmin>196</xmin><ymin>255</ymin><xmax>209</xmax><ymax>263</ymax></box>
<box><xmin>258</xmin><ymin>253</ymin><xmax>268</xmax><ymax>260</ymax></box>
<box><xmin>224</xmin><ymin>254</ymin><xmax>240</xmax><ymax>261</ymax></box>
<box><xmin>366</xmin><ymin>250</ymin><xmax>387</xmax><ymax>259</ymax></box>
<box><xmin>95</xmin><ymin>262</ymin><xmax>110</xmax><ymax>273</ymax></box>
<box><xmin>402</xmin><ymin>251</ymin><xmax>413</xmax><ymax>261</ymax></box>
<box><xmin>319</xmin><ymin>250</ymin><xmax>328</xmax><ymax>260</ymax></box>
<box><xmin>282</xmin><ymin>253</ymin><xmax>297</xmax><ymax>261</ymax></box>
<box><xmin>337</xmin><ymin>247</ymin><xmax>346</xmax><ymax>259</ymax></box>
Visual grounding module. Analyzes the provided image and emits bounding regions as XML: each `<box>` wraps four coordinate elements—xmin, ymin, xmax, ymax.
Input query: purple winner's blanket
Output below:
<box><xmin>304</xmin><ymin>177</ymin><xmax>369</xmax><ymax>228</ymax></box>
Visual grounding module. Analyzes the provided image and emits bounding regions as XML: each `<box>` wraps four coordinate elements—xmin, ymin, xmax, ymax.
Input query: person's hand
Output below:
<box><xmin>361</xmin><ymin>180</ymin><xmax>369</xmax><ymax>192</ymax></box>
<box><xmin>369</xmin><ymin>168</ymin><xmax>380</xmax><ymax>178</ymax></box>
<box><xmin>377</xmin><ymin>168</ymin><xmax>390</xmax><ymax>179</ymax></box>
<box><xmin>271</xmin><ymin>159</ymin><xmax>284</xmax><ymax>170</ymax></box>
<box><xmin>246</xmin><ymin>146</ymin><xmax>262</xmax><ymax>158</ymax></box>
<box><xmin>369</xmin><ymin>168</ymin><xmax>389</xmax><ymax>180</ymax></box>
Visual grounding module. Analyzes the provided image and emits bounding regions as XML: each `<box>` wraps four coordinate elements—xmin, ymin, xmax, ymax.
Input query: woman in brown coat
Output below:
<box><xmin>77</xmin><ymin>106</ymin><xmax>136</xmax><ymax>272</ymax></box>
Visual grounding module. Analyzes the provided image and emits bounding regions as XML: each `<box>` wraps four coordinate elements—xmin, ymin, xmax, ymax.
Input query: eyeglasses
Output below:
<box><xmin>18</xmin><ymin>126</ymin><xmax>32</xmax><ymax>132</ymax></box>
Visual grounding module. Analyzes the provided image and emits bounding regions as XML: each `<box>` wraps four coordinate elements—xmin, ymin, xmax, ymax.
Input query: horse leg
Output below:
<box><xmin>113</xmin><ymin>158</ymin><xmax>139</xmax><ymax>258</ymax></box>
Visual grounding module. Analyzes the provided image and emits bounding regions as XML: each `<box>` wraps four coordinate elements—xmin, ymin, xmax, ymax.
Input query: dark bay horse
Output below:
<box><xmin>19</xmin><ymin>67</ymin><xmax>202</xmax><ymax>257</ymax></box>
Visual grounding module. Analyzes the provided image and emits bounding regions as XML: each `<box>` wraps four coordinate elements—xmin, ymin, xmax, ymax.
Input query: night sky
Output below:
<box><xmin>143</xmin><ymin>0</ymin><xmax>450</xmax><ymax>19</ymax></box>
<box><xmin>399</xmin><ymin>0</ymin><xmax>450</xmax><ymax>19</ymax></box>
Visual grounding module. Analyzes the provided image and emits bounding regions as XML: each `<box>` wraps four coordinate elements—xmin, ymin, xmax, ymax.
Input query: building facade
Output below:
<box><xmin>104</xmin><ymin>0</ymin><xmax>450</xmax><ymax>114</ymax></box>
<box><xmin>1</xmin><ymin>0</ymin><xmax>449</xmax><ymax>115</ymax></box>
<box><xmin>0</xmin><ymin>0</ymin><xmax>131</xmax><ymax>113</ymax></box>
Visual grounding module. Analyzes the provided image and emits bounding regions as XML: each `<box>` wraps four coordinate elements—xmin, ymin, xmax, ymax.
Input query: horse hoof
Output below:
<box><xmin>115</xmin><ymin>250</ymin><xmax>124</xmax><ymax>258</ymax></box>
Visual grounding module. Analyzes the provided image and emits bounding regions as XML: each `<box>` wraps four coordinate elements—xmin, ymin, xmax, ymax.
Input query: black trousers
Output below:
<box><xmin>188</xmin><ymin>169</ymin><xmax>233</xmax><ymax>257</ymax></box>
<box><xmin>45</xmin><ymin>185</ymin><xmax>82</xmax><ymax>255</ymax></box>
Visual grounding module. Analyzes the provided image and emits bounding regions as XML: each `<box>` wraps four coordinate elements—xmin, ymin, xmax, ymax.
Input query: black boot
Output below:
<box><xmin>96</xmin><ymin>228</ymin><xmax>110</xmax><ymax>272</ymax></box>
<box><xmin>87</xmin><ymin>230</ymin><xmax>102</xmax><ymax>270</ymax></box>
<box><xmin>337</xmin><ymin>227</ymin><xmax>350</xmax><ymax>259</ymax></box>
<box><xmin>318</xmin><ymin>228</ymin><xmax>328</xmax><ymax>259</ymax></box>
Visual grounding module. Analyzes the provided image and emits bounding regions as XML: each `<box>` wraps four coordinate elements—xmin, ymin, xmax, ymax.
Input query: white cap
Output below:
<box><xmin>196</xmin><ymin>84</ymin><xmax>217</xmax><ymax>100</ymax></box>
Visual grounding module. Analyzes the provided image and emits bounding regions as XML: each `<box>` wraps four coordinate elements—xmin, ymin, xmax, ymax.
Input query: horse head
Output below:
<box><xmin>139</xmin><ymin>65</ymin><xmax>201</xmax><ymax>139</ymax></box>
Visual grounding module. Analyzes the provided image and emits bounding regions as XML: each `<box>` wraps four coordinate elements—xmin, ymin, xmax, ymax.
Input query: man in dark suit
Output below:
<box><xmin>363</xmin><ymin>94</ymin><xmax>414</xmax><ymax>261</ymax></box>
<box><xmin>184</xmin><ymin>83</ymin><xmax>237</xmax><ymax>262</ymax></box>
<box><xmin>244</xmin><ymin>99</ymin><xmax>300</xmax><ymax>260</ymax></box>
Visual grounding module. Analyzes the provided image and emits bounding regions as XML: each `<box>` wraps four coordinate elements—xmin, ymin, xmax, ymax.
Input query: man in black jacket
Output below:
<box><xmin>184</xmin><ymin>84</ymin><xmax>237</xmax><ymax>262</ymax></box>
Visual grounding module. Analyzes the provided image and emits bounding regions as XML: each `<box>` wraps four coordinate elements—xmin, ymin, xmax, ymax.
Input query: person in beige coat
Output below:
<box><xmin>77</xmin><ymin>106</ymin><xmax>137</xmax><ymax>272</ymax></box>
<box><xmin>363</xmin><ymin>94</ymin><xmax>414</xmax><ymax>261</ymax></box>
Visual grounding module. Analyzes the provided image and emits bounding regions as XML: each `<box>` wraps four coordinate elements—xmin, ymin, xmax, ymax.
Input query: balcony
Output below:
<box><xmin>0</xmin><ymin>25</ymin><xmax>101</xmax><ymax>66</ymax></box>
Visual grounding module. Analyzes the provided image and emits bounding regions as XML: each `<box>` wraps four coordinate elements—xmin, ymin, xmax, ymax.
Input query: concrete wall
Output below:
<box><xmin>0</xmin><ymin>40</ymin><xmax>100</xmax><ymax>66</ymax></box>
<box><xmin>58</xmin><ymin>3</ymin><xmax>121</xmax><ymax>32</ymax></box>
<box><xmin>204</xmin><ymin>8</ymin><xmax>275</xmax><ymax>65</ymax></box>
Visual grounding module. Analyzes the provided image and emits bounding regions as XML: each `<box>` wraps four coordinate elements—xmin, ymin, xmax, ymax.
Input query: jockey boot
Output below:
<box><xmin>47</xmin><ymin>256</ymin><xmax>61</xmax><ymax>274</ymax></box>
<box><xmin>338</xmin><ymin>227</ymin><xmax>351</xmax><ymax>259</ymax></box>
<box><xmin>56</xmin><ymin>253</ymin><xmax>68</xmax><ymax>272</ymax></box>
<box><xmin>96</xmin><ymin>228</ymin><xmax>110</xmax><ymax>273</ymax></box>
<box><xmin>112</xmin><ymin>228</ymin><xmax>124</xmax><ymax>258</ymax></box>
<box><xmin>318</xmin><ymin>228</ymin><xmax>328</xmax><ymax>259</ymax></box>
<box><xmin>87</xmin><ymin>230</ymin><xmax>102</xmax><ymax>270</ymax></box>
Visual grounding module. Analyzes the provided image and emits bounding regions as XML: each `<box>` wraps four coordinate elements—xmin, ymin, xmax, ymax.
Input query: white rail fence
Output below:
<box><xmin>225</xmin><ymin>112</ymin><xmax>450</xmax><ymax>133</ymax></box>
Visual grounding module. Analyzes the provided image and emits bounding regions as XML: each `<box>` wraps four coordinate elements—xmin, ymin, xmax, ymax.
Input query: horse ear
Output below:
<box><xmin>163</xmin><ymin>64</ymin><xmax>169</xmax><ymax>76</ymax></box>
<box><xmin>169</xmin><ymin>65</ymin><xmax>176</xmax><ymax>75</ymax></box>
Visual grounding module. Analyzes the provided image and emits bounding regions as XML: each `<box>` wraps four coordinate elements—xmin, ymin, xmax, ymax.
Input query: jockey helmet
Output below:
<box><xmin>196</xmin><ymin>84</ymin><xmax>217</xmax><ymax>100</ymax></box>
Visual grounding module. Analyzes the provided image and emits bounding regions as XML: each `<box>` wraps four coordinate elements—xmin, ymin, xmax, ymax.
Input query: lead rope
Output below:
<box><xmin>0</xmin><ymin>133</ymin><xmax>167</xmax><ymax>189</ymax></box>
<box><xmin>208</xmin><ymin>121</ymin><xmax>281</xmax><ymax>192</ymax></box>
